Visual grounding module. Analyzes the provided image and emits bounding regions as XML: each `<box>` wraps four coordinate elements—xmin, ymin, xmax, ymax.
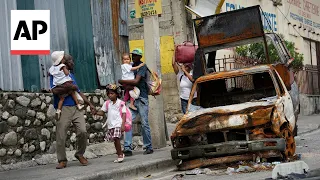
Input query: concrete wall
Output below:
<box><xmin>299</xmin><ymin>94</ymin><xmax>320</xmax><ymax>115</ymax></box>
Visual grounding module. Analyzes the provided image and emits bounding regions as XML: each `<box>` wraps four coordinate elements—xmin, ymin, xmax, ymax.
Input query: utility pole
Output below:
<box><xmin>143</xmin><ymin>14</ymin><xmax>166</xmax><ymax>148</ymax></box>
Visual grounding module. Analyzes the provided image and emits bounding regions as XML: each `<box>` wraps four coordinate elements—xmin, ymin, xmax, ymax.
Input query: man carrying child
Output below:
<box><xmin>119</xmin><ymin>48</ymin><xmax>154</xmax><ymax>155</ymax></box>
<box><xmin>50</xmin><ymin>52</ymin><xmax>96</xmax><ymax>169</ymax></box>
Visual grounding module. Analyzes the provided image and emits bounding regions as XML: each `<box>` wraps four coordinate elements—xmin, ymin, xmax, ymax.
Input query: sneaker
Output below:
<box><xmin>122</xmin><ymin>150</ymin><xmax>133</xmax><ymax>156</ymax></box>
<box><xmin>143</xmin><ymin>149</ymin><xmax>154</xmax><ymax>155</ymax></box>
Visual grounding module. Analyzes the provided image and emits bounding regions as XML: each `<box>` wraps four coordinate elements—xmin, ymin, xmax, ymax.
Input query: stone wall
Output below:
<box><xmin>300</xmin><ymin>94</ymin><xmax>320</xmax><ymax>115</ymax></box>
<box><xmin>0</xmin><ymin>92</ymin><xmax>142</xmax><ymax>165</ymax></box>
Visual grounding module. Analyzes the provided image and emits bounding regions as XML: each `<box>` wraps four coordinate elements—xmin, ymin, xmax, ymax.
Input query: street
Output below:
<box><xmin>133</xmin><ymin>115</ymin><xmax>320</xmax><ymax>180</ymax></box>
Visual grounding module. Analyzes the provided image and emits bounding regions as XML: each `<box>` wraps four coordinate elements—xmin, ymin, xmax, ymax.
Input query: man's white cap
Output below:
<box><xmin>51</xmin><ymin>51</ymin><xmax>65</xmax><ymax>65</ymax></box>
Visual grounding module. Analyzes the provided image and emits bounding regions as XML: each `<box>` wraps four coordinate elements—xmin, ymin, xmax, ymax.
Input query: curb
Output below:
<box><xmin>64</xmin><ymin>158</ymin><xmax>176</xmax><ymax>180</ymax></box>
<box><xmin>298</xmin><ymin>125</ymin><xmax>320</xmax><ymax>136</ymax></box>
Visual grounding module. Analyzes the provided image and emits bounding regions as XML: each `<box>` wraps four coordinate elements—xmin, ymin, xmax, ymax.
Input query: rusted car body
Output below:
<box><xmin>171</xmin><ymin>6</ymin><xmax>300</xmax><ymax>170</ymax></box>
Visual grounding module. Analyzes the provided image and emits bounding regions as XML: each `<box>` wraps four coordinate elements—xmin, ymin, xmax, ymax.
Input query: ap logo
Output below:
<box><xmin>11</xmin><ymin>10</ymin><xmax>50</xmax><ymax>55</ymax></box>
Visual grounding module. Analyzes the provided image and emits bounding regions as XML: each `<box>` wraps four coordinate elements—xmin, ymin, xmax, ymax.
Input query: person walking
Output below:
<box><xmin>172</xmin><ymin>57</ymin><xmax>197</xmax><ymax>114</ymax></box>
<box><xmin>118</xmin><ymin>48</ymin><xmax>154</xmax><ymax>156</ymax></box>
<box><xmin>50</xmin><ymin>53</ymin><xmax>96</xmax><ymax>169</ymax></box>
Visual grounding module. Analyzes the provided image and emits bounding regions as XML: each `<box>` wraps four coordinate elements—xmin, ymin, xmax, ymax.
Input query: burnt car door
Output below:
<box><xmin>272</xmin><ymin>69</ymin><xmax>295</xmax><ymax>130</ymax></box>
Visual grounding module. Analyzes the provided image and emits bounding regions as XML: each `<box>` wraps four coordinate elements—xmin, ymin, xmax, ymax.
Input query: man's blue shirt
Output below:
<box><xmin>50</xmin><ymin>73</ymin><xmax>80</xmax><ymax>109</ymax></box>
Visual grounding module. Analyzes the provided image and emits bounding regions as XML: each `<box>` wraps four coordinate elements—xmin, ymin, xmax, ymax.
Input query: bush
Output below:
<box><xmin>235</xmin><ymin>36</ymin><xmax>304</xmax><ymax>72</ymax></box>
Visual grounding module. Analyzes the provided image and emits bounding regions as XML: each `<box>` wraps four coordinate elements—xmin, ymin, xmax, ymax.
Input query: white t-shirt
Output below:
<box><xmin>49</xmin><ymin>64</ymin><xmax>72</xmax><ymax>86</ymax></box>
<box><xmin>177</xmin><ymin>70</ymin><xmax>197</xmax><ymax>100</ymax></box>
<box><xmin>101</xmin><ymin>99</ymin><xmax>126</xmax><ymax>129</ymax></box>
<box><xmin>121</xmin><ymin>63</ymin><xmax>135</xmax><ymax>80</ymax></box>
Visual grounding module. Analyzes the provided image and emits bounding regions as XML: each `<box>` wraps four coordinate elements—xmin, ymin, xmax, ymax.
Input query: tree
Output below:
<box><xmin>235</xmin><ymin>36</ymin><xmax>304</xmax><ymax>72</ymax></box>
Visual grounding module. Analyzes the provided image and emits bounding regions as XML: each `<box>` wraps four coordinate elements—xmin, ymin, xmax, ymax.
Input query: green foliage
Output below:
<box><xmin>235</xmin><ymin>36</ymin><xmax>304</xmax><ymax>72</ymax></box>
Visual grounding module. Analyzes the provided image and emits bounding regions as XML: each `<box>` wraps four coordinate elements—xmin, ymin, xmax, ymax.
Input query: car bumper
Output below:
<box><xmin>171</xmin><ymin>138</ymin><xmax>285</xmax><ymax>160</ymax></box>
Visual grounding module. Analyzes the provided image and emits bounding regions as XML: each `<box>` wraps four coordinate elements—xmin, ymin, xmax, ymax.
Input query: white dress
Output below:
<box><xmin>121</xmin><ymin>63</ymin><xmax>135</xmax><ymax>80</ymax></box>
<box><xmin>49</xmin><ymin>64</ymin><xmax>72</xmax><ymax>86</ymax></box>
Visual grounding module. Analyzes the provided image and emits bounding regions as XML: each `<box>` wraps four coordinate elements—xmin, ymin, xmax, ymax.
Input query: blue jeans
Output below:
<box><xmin>124</xmin><ymin>97</ymin><xmax>153</xmax><ymax>151</ymax></box>
<box><xmin>181</xmin><ymin>98</ymin><xmax>196</xmax><ymax>114</ymax></box>
<box><xmin>181</xmin><ymin>98</ymin><xmax>188</xmax><ymax>114</ymax></box>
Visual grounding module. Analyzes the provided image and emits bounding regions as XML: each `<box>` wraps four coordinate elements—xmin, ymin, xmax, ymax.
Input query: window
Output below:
<box><xmin>303</xmin><ymin>39</ymin><xmax>317</xmax><ymax>65</ymax></box>
<box><xmin>273</xmin><ymin>70</ymin><xmax>285</xmax><ymax>95</ymax></box>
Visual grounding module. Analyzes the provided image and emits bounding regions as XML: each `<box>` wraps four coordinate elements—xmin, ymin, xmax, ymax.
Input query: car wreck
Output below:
<box><xmin>170</xmin><ymin>6</ymin><xmax>300</xmax><ymax>170</ymax></box>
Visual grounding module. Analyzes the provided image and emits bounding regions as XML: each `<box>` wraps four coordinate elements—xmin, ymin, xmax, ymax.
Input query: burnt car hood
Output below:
<box><xmin>172</xmin><ymin>99</ymin><xmax>277</xmax><ymax>137</ymax></box>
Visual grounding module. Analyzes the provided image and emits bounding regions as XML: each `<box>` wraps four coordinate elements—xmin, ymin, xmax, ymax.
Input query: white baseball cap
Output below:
<box><xmin>51</xmin><ymin>51</ymin><xmax>65</xmax><ymax>65</ymax></box>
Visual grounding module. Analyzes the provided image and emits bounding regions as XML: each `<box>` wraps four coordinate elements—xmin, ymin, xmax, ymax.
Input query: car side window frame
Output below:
<box><xmin>271</xmin><ymin>69</ymin><xmax>285</xmax><ymax>96</ymax></box>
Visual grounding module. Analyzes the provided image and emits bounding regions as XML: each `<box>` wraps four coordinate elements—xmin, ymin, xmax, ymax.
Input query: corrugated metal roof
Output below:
<box><xmin>34</xmin><ymin>0</ymin><xmax>69</xmax><ymax>91</ymax></box>
<box><xmin>0</xmin><ymin>0</ymin><xmax>24</xmax><ymax>91</ymax></box>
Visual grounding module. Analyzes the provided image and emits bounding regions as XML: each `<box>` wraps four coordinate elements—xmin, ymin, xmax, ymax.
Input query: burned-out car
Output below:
<box><xmin>171</xmin><ymin>6</ymin><xmax>300</xmax><ymax>170</ymax></box>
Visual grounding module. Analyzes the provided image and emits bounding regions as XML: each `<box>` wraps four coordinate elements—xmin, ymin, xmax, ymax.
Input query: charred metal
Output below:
<box><xmin>171</xmin><ymin>6</ymin><xmax>299</xmax><ymax>170</ymax></box>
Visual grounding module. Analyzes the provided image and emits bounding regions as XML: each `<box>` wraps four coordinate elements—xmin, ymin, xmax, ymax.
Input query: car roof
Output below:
<box><xmin>196</xmin><ymin>65</ymin><xmax>273</xmax><ymax>83</ymax></box>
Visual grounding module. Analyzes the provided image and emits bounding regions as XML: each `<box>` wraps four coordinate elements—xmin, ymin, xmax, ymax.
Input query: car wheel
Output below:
<box><xmin>280</xmin><ymin>126</ymin><xmax>296</xmax><ymax>159</ymax></box>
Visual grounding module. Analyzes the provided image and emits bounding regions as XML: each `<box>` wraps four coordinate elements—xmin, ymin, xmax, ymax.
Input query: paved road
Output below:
<box><xmin>135</xmin><ymin>115</ymin><xmax>320</xmax><ymax>180</ymax></box>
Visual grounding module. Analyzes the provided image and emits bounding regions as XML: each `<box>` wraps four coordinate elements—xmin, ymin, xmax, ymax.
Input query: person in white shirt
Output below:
<box><xmin>172</xmin><ymin>57</ymin><xmax>197</xmax><ymax>114</ymax></box>
<box><xmin>121</xmin><ymin>53</ymin><xmax>144</xmax><ymax>110</ymax></box>
<box><xmin>49</xmin><ymin>51</ymin><xmax>84</xmax><ymax>119</ymax></box>
<box><xmin>95</xmin><ymin>84</ymin><xmax>127</xmax><ymax>163</ymax></box>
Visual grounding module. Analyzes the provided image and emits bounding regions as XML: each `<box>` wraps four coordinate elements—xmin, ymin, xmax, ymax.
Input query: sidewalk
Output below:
<box><xmin>0</xmin><ymin>146</ymin><xmax>175</xmax><ymax>180</ymax></box>
<box><xmin>0</xmin><ymin>116</ymin><xmax>319</xmax><ymax>180</ymax></box>
<box><xmin>297</xmin><ymin>114</ymin><xmax>320</xmax><ymax>135</ymax></box>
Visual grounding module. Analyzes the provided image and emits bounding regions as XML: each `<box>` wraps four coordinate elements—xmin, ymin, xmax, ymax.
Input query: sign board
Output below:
<box><xmin>287</xmin><ymin>0</ymin><xmax>320</xmax><ymax>33</ymax></box>
<box><xmin>134</xmin><ymin>0</ymin><xmax>162</xmax><ymax>18</ymax></box>
<box><xmin>11</xmin><ymin>10</ymin><xmax>50</xmax><ymax>55</ymax></box>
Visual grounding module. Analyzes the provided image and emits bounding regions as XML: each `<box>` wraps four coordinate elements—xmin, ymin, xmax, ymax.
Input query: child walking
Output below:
<box><xmin>49</xmin><ymin>51</ymin><xmax>84</xmax><ymax>119</ymax></box>
<box><xmin>95</xmin><ymin>84</ymin><xmax>126</xmax><ymax>163</ymax></box>
<box><xmin>121</xmin><ymin>53</ymin><xmax>144</xmax><ymax>110</ymax></box>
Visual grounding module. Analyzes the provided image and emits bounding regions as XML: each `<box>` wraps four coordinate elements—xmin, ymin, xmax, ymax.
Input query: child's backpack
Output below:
<box><xmin>146</xmin><ymin>68</ymin><xmax>162</xmax><ymax>96</ymax></box>
<box><xmin>103</xmin><ymin>100</ymin><xmax>132</xmax><ymax>132</ymax></box>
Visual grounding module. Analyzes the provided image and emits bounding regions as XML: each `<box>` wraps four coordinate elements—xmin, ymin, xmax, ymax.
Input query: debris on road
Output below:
<box><xmin>185</xmin><ymin>168</ymin><xmax>202</xmax><ymax>175</ymax></box>
<box><xmin>272</xmin><ymin>161</ymin><xmax>309</xmax><ymax>179</ymax></box>
<box><xmin>226</xmin><ymin>167</ymin><xmax>236</xmax><ymax>175</ymax></box>
<box><xmin>236</xmin><ymin>165</ymin><xmax>256</xmax><ymax>173</ymax></box>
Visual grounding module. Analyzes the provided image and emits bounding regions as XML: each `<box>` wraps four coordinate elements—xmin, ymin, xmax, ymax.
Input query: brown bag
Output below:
<box><xmin>175</xmin><ymin>41</ymin><xmax>198</xmax><ymax>63</ymax></box>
